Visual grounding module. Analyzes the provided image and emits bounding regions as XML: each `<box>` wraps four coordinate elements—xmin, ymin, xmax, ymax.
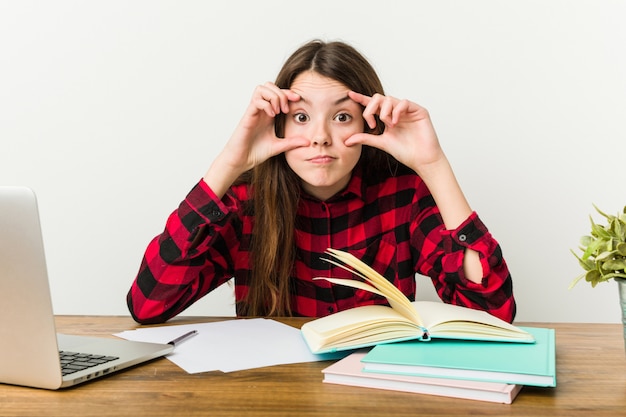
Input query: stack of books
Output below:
<box><xmin>301</xmin><ymin>249</ymin><xmax>557</xmax><ymax>404</ymax></box>
<box><xmin>323</xmin><ymin>351</ymin><xmax>522</xmax><ymax>404</ymax></box>
<box><xmin>321</xmin><ymin>326</ymin><xmax>556</xmax><ymax>404</ymax></box>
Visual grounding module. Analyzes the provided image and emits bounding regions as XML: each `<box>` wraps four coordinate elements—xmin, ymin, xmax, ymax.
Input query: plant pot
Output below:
<box><xmin>618</xmin><ymin>278</ymin><xmax>626</xmax><ymax>354</ymax></box>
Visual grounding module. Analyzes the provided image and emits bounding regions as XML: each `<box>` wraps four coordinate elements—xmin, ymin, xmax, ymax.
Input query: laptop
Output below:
<box><xmin>0</xmin><ymin>186</ymin><xmax>174</xmax><ymax>389</ymax></box>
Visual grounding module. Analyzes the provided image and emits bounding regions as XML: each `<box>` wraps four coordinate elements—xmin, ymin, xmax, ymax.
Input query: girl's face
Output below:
<box><xmin>284</xmin><ymin>71</ymin><xmax>364</xmax><ymax>201</ymax></box>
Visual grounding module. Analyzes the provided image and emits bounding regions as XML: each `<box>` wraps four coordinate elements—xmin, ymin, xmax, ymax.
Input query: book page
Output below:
<box><xmin>414</xmin><ymin>301</ymin><xmax>533</xmax><ymax>341</ymax></box>
<box><xmin>301</xmin><ymin>305</ymin><xmax>421</xmax><ymax>352</ymax></box>
<box><xmin>314</xmin><ymin>249</ymin><xmax>533</xmax><ymax>344</ymax></box>
<box><xmin>321</xmin><ymin>249</ymin><xmax>422</xmax><ymax>325</ymax></box>
<box><xmin>317</xmin><ymin>277</ymin><xmax>422</xmax><ymax>326</ymax></box>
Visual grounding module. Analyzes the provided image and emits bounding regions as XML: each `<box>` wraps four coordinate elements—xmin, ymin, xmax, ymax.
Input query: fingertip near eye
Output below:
<box><xmin>362</xmin><ymin>115</ymin><xmax>377</xmax><ymax>130</ymax></box>
<box><xmin>282</xmin><ymin>92</ymin><xmax>300</xmax><ymax>113</ymax></box>
<box><xmin>348</xmin><ymin>91</ymin><xmax>368</xmax><ymax>104</ymax></box>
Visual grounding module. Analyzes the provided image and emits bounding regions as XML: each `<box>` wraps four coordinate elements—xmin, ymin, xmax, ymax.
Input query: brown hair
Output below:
<box><xmin>239</xmin><ymin>40</ymin><xmax>394</xmax><ymax>316</ymax></box>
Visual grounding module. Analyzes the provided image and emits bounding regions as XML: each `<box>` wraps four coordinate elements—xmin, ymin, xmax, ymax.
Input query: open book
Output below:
<box><xmin>301</xmin><ymin>249</ymin><xmax>534</xmax><ymax>354</ymax></box>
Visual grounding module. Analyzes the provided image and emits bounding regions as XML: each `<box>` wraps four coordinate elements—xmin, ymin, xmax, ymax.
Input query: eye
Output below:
<box><xmin>334</xmin><ymin>112</ymin><xmax>352</xmax><ymax>123</ymax></box>
<box><xmin>293</xmin><ymin>112</ymin><xmax>309</xmax><ymax>123</ymax></box>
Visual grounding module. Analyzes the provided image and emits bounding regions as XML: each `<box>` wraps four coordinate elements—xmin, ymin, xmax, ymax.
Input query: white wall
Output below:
<box><xmin>1</xmin><ymin>0</ymin><xmax>625</xmax><ymax>323</ymax></box>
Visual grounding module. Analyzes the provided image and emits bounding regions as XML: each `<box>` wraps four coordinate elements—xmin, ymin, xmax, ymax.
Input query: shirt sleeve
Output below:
<box><xmin>414</xmin><ymin>211</ymin><xmax>516</xmax><ymax>323</ymax></box>
<box><xmin>127</xmin><ymin>180</ymin><xmax>240</xmax><ymax>324</ymax></box>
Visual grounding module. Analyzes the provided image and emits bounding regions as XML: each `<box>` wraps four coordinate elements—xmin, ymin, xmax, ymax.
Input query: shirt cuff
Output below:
<box><xmin>447</xmin><ymin>212</ymin><xmax>490</xmax><ymax>247</ymax></box>
<box><xmin>184</xmin><ymin>179</ymin><xmax>236</xmax><ymax>226</ymax></box>
<box><xmin>440</xmin><ymin>212</ymin><xmax>498</xmax><ymax>281</ymax></box>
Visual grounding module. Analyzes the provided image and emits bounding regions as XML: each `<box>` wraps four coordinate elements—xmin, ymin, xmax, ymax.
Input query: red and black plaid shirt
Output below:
<box><xmin>127</xmin><ymin>166</ymin><xmax>516</xmax><ymax>324</ymax></box>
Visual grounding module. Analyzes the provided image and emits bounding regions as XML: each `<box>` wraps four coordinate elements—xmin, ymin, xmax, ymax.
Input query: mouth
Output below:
<box><xmin>307</xmin><ymin>155</ymin><xmax>336</xmax><ymax>164</ymax></box>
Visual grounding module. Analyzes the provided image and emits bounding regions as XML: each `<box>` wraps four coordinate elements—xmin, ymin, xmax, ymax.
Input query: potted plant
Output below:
<box><xmin>570</xmin><ymin>204</ymin><xmax>626</xmax><ymax>352</ymax></box>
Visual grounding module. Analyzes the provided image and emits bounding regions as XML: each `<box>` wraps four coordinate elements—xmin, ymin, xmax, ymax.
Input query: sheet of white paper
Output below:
<box><xmin>114</xmin><ymin>318</ymin><xmax>344</xmax><ymax>373</ymax></box>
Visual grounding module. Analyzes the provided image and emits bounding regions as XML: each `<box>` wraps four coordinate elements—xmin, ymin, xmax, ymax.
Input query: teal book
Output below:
<box><xmin>361</xmin><ymin>327</ymin><xmax>556</xmax><ymax>387</ymax></box>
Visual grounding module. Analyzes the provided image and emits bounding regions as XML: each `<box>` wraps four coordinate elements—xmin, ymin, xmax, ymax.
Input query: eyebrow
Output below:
<box><xmin>333</xmin><ymin>95</ymin><xmax>351</xmax><ymax>105</ymax></box>
<box><xmin>297</xmin><ymin>95</ymin><xmax>352</xmax><ymax>106</ymax></box>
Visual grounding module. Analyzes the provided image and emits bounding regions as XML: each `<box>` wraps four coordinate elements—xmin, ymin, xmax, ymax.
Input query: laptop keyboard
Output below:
<box><xmin>59</xmin><ymin>351</ymin><xmax>119</xmax><ymax>376</ymax></box>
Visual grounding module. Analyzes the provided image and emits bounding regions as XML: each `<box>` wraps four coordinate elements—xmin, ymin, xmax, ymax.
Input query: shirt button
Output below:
<box><xmin>458</xmin><ymin>234</ymin><xmax>467</xmax><ymax>242</ymax></box>
<box><xmin>327</xmin><ymin>306</ymin><xmax>334</xmax><ymax>314</ymax></box>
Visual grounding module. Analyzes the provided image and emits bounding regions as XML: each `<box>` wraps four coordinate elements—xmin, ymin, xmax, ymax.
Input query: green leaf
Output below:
<box><xmin>571</xmin><ymin>204</ymin><xmax>626</xmax><ymax>288</ymax></box>
<box><xmin>611</xmin><ymin>217</ymin><xmax>623</xmax><ymax>239</ymax></box>
<box><xmin>568</xmin><ymin>273</ymin><xmax>586</xmax><ymax>290</ymax></box>
<box><xmin>571</xmin><ymin>249</ymin><xmax>594</xmax><ymax>271</ymax></box>
<box><xmin>603</xmin><ymin>259</ymin><xmax>626</xmax><ymax>271</ymax></box>
<box><xmin>580</xmin><ymin>235</ymin><xmax>594</xmax><ymax>247</ymax></box>
<box><xmin>619</xmin><ymin>217</ymin><xmax>626</xmax><ymax>241</ymax></box>
<box><xmin>582</xmin><ymin>238</ymin><xmax>603</xmax><ymax>259</ymax></box>
<box><xmin>595</xmin><ymin>250</ymin><xmax>616</xmax><ymax>262</ymax></box>
<box><xmin>602</xmin><ymin>272</ymin><xmax>626</xmax><ymax>280</ymax></box>
<box><xmin>594</xmin><ymin>203</ymin><xmax>615</xmax><ymax>222</ymax></box>
<box><xmin>585</xmin><ymin>269</ymin><xmax>601</xmax><ymax>283</ymax></box>
<box><xmin>591</xmin><ymin>223</ymin><xmax>611</xmax><ymax>240</ymax></box>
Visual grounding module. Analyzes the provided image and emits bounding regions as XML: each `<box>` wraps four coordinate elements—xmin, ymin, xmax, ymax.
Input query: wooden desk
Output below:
<box><xmin>0</xmin><ymin>317</ymin><xmax>625</xmax><ymax>417</ymax></box>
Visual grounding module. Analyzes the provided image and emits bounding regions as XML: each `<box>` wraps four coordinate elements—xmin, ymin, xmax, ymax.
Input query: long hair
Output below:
<box><xmin>239</xmin><ymin>40</ymin><xmax>394</xmax><ymax>316</ymax></box>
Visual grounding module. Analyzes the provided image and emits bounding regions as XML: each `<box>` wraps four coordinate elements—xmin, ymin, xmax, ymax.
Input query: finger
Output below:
<box><xmin>273</xmin><ymin>136</ymin><xmax>310</xmax><ymax>154</ymax></box>
<box><xmin>252</xmin><ymin>84</ymin><xmax>284</xmax><ymax>117</ymax></box>
<box><xmin>362</xmin><ymin>93</ymin><xmax>384</xmax><ymax>130</ymax></box>
<box><xmin>261</xmin><ymin>83</ymin><xmax>301</xmax><ymax>114</ymax></box>
<box><xmin>283</xmin><ymin>90</ymin><xmax>301</xmax><ymax>114</ymax></box>
<box><xmin>251</xmin><ymin>96</ymin><xmax>280</xmax><ymax>118</ymax></box>
<box><xmin>348</xmin><ymin>91</ymin><xmax>377</xmax><ymax>129</ymax></box>
<box><xmin>378</xmin><ymin>96</ymin><xmax>396</xmax><ymax>127</ymax></box>
<box><xmin>259</xmin><ymin>82</ymin><xmax>298</xmax><ymax>116</ymax></box>
<box><xmin>285</xmin><ymin>90</ymin><xmax>300</xmax><ymax>100</ymax></box>
<box><xmin>344</xmin><ymin>132</ymin><xmax>381</xmax><ymax>149</ymax></box>
<box><xmin>251</xmin><ymin>85</ymin><xmax>279</xmax><ymax>117</ymax></box>
<box><xmin>265</xmin><ymin>83</ymin><xmax>300</xmax><ymax>115</ymax></box>
<box><xmin>391</xmin><ymin>99</ymin><xmax>411</xmax><ymax>125</ymax></box>
<box><xmin>348</xmin><ymin>90</ymin><xmax>371</xmax><ymax>106</ymax></box>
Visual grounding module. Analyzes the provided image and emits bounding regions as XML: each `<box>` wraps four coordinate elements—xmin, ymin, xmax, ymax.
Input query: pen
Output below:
<box><xmin>167</xmin><ymin>330</ymin><xmax>198</xmax><ymax>347</ymax></box>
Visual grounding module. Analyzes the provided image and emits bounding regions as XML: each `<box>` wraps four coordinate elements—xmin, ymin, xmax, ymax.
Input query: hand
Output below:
<box><xmin>347</xmin><ymin>92</ymin><xmax>474</xmax><ymax>233</ymax></box>
<box><xmin>219</xmin><ymin>82</ymin><xmax>310</xmax><ymax>173</ymax></box>
<box><xmin>203</xmin><ymin>83</ymin><xmax>310</xmax><ymax>198</ymax></box>
<box><xmin>345</xmin><ymin>91</ymin><xmax>445</xmax><ymax>174</ymax></box>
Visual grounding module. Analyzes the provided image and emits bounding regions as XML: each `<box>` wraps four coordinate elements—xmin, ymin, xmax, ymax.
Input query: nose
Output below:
<box><xmin>311</xmin><ymin>122</ymin><xmax>331</xmax><ymax>146</ymax></box>
<box><xmin>312</xmin><ymin>137</ymin><xmax>331</xmax><ymax>146</ymax></box>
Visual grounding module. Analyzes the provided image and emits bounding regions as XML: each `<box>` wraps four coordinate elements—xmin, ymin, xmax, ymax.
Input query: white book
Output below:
<box><xmin>301</xmin><ymin>249</ymin><xmax>533</xmax><ymax>354</ymax></box>
<box><xmin>322</xmin><ymin>351</ymin><xmax>522</xmax><ymax>404</ymax></box>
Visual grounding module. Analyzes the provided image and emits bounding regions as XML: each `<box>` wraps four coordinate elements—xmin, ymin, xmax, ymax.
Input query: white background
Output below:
<box><xmin>1</xmin><ymin>0</ymin><xmax>625</xmax><ymax>322</ymax></box>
